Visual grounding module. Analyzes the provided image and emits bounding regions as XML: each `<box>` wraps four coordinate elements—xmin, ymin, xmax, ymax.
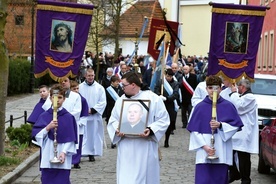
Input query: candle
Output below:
<box><xmin>212</xmin><ymin>90</ymin><xmax>217</xmax><ymax>119</ymax></box>
<box><xmin>53</xmin><ymin>94</ymin><xmax>58</xmax><ymax>121</ymax></box>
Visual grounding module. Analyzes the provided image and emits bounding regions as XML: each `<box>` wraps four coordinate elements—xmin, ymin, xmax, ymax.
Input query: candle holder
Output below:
<box><xmin>50</xmin><ymin>89</ymin><xmax>61</xmax><ymax>164</ymax></box>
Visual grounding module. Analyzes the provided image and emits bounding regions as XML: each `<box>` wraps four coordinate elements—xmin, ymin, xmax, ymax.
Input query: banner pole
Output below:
<box><xmin>161</xmin><ymin>38</ymin><xmax>170</xmax><ymax>96</ymax></box>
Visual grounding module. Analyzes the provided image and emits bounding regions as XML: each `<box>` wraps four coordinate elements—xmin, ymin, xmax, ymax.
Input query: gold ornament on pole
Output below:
<box><xmin>50</xmin><ymin>89</ymin><xmax>61</xmax><ymax>164</ymax></box>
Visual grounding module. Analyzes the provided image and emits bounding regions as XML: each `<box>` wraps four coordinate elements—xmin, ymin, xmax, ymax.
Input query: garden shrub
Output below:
<box><xmin>6</xmin><ymin>124</ymin><xmax>32</xmax><ymax>145</ymax></box>
<box><xmin>8</xmin><ymin>58</ymin><xmax>55</xmax><ymax>95</ymax></box>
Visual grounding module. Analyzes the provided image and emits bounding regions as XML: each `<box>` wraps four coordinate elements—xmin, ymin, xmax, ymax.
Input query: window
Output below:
<box><xmin>268</xmin><ymin>31</ymin><xmax>274</xmax><ymax>70</ymax></box>
<box><xmin>257</xmin><ymin>36</ymin><xmax>262</xmax><ymax>71</ymax></box>
<box><xmin>15</xmin><ymin>15</ymin><xmax>24</xmax><ymax>25</ymax></box>
<box><xmin>263</xmin><ymin>33</ymin><xmax>268</xmax><ymax>71</ymax></box>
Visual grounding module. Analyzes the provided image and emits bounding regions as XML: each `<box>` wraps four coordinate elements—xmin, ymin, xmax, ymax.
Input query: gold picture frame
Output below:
<box><xmin>118</xmin><ymin>99</ymin><xmax>151</xmax><ymax>136</ymax></box>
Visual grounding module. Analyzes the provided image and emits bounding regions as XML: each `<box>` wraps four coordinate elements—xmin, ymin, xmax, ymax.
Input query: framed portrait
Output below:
<box><xmin>50</xmin><ymin>19</ymin><xmax>76</xmax><ymax>53</ymax></box>
<box><xmin>224</xmin><ymin>21</ymin><xmax>249</xmax><ymax>54</ymax></box>
<box><xmin>118</xmin><ymin>99</ymin><xmax>151</xmax><ymax>136</ymax></box>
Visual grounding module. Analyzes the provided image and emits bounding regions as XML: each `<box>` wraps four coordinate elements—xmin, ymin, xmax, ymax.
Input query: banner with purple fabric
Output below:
<box><xmin>208</xmin><ymin>3</ymin><xmax>267</xmax><ymax>82</ymax></box>
<box><xmin>34</xmin><ymin>0</ymin><xmax>94</xmax><ymax>81</ymax></box>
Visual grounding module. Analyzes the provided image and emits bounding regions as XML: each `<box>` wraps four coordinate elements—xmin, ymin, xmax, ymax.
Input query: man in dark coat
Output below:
<box><xmin>180</xmin><ymin>65</ymin><xmax>198</xmax><ymax>128</ymax></box>
<box><xmin>154</xmin><ymin>68</ymin><xmax>179</xmax><ymax>147</ymax></box>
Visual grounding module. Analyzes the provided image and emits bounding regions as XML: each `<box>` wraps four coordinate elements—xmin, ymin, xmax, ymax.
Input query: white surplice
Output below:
<box><xmin>221</xmin><ymin>88</ymin><xmax>259</xmax><ymax>154</ymax></box>
<box><xmin>79</xmin><ymin>81</ymin><xmax>107</xmax><ymax>156</ymax></box>
<box><xmin>229</xmin><ymin>92</ymin><xmax>259</xmax><ymax>154</ymax></box>
<box><xmin>35</xmin><ymin>127</ymin><xmax>76</xmax><ymax>170</ymax></box>
<box><xmin>189</xmin><ymin>124</ymin><xmax>239</xmax><ymax>165</ymax></box>
<box><xmin>42</xmin><ymin>91</ymin><xmax>82</xmax><ymax>121</ymax></box>
<box><xmin>42</xmin><ymin>91</ymin><xmax>82</xmax><ymax>147</ymax></box>
<box><xmin>191</xmin><ymin>81</ymin><xmax>207</xmax><ymax>107</ymax></box>
<box><xmin>107</xmin><ymin>90</ymin><xmax>169</xmax><ymax>184</ymax></box>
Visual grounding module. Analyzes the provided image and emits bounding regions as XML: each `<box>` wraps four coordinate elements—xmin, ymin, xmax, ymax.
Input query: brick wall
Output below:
<box><xmin>4</xmin><ymin>0</ymin><xmax>77</xmax><ymax>57</ymax></box>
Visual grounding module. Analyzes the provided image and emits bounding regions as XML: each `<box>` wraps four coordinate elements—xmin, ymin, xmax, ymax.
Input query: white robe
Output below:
<box><xmin>107</xmin><ymin>90</ymin><xmax>169</xmax><ymax>184</ymax></box>
<box><xmin>35</xmin><ymin>127</ymin><xmax>76</xmax><ymax>170</ymax></box>
<box><xmin>189</xmin><ymin>123</ymin><xmax>239</xmax><ymax>165</ymax></box>
<box><xmin>42</xmin><ymin>91</ymin><xmax>82</xmax><ymax>147</ymax></box>
<box><xmin>79</xmin><ymin>81</ymin><xmax>107</xmax><ymax>156</ymax></box>
<box><xmin>220</xmin><ymin>87</ymin><xmax>232</xmax><ymax>102</ymax></box>
<box><xmin>229</xmin><ymin>92</ymin><xmax>259</xmax><ymax>154</ymax></box>
<box><xmin>42</xmin><ymin>91</ymin><xmax>82</xmax><ymax>121</ymax></box>
<box><xmin>78</xmin><ymin>116</ymin><xmax>87</xmax><ymax>135</ymax></box>
<box><xmin>191</xmin><ymin>81</ymin><xmax>207</xmax><ymax>107</ymax></box>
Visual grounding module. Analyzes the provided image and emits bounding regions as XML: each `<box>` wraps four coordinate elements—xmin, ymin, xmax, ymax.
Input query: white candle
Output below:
<box><xmin>53</xmin><ymin>95</ymin><xmax>58</xmax><ymax>121</ymax></box>
<box><xmin>212</xmin><ymin>90</ymin><xmax>217</xmax><ymax>119</ymax></box>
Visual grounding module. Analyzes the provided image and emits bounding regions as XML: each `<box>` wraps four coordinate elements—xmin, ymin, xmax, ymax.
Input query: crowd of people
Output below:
<box><xmin>28</xmin><ymin>51</ymin><xmax>258</xmax><ymax>184</ymax></box>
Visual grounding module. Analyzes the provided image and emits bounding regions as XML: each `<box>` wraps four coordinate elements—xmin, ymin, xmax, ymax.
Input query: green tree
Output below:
<box><xmin>79</xmin><ymin>0</ymin><xmax>136</xmax><ymax>81</ymax></box>
<box><xmin>0</xmin><ymin>0</ymin><xmax>9</xmax><ymax>156</ymax></box>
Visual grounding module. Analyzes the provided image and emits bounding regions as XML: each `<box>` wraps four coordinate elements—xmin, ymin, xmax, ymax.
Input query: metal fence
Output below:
<box><xmin>5</xmin><ymin>111</ymin><xmax>27</xmax><ymax>127</ymax></box>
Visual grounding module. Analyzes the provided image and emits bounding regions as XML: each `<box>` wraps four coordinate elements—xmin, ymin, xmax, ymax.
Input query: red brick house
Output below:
<box><xmin>102</xmin><ymin>0</ymin><xmax>164</xmax><ymax>56</ymax></box>
<box><xmin>4</xmin><ymin>0</ymin><xmax>77</xmax><ymax>58</ymax></box>
<box><xmin>5</xmin><ymin>0</ymin><xmax>165</xmax><ymax>58</ymax></box>
<box><xmin>249</xmin><ymin>0</ymin><xmax>276</xmax><ymax>74</ymax></box>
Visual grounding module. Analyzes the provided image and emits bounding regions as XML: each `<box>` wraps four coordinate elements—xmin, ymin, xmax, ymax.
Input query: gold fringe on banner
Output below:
<box><xmin>209</xmin><ymin>71</ymin><xmax>255</xmax><ymax>84</ymax></box>
<box><xmin>212</xmin><ymin>8</ymin><xmax>266</xmax><ymax>17</ymax></box>
<box><xmin>37</xmin><ymin>4</ymin><xmax>93</xmax><ymax>15</ymax></box>
<box><xmin>34</xmin><ymin>68</ymin><xmax>77</xmax><ymax>82</ymax></box>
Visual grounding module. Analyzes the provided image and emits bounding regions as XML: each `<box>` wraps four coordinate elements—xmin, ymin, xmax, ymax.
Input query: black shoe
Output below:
<box><xmin>171</xmin><ymin>130</ymin><xmax>174</xmax><ymax>135</ymax></box>
<box><xmin>111</xmin><ymin>143</ymin><xmax>116</xmax><ymax>149</ymax></box>
<box><xmin>228</xmin><ymin>175</ymin><xmax>241</xmax><ymax>183</ymax></box>
<box><xmin>89</xmin><ymin>155</ymin><xmax>95</xmax><ymax>162</ymax></box>
<box><xmin>182</xmin><ymin>124</ymin><xmax>187</xmax><ymax>128</ymax></box>
<box><xmin>164</xmin><ymin>141</ymin><xmax>169</xmax><ymax>148</ymax></box>
<box><xmin>73</xmin><ymin>164</ymin><xmax>81</xmax><ymax>169</ymax></box>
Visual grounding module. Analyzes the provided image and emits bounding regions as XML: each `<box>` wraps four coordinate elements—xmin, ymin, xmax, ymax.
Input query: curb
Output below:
<box><xmin>0</xmin><ymin>150</ymin><xmax>40</xmax><ymax>184</ymax></box>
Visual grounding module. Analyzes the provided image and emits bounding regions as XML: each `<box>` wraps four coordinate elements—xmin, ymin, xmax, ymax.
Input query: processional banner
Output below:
<box><xmin>34</xmin><ymin>0</ymin><xmax>94</xmax><ymax>81</ymax></box>
<box><xmin>147</xmin><ymin>18</ymin><xmax>179</xmax><ymax>61</ymax></box>
<box><xmin>208</xmin><ymin>3</ymin><xmax>267</xmax><ymax>81</ymax></box>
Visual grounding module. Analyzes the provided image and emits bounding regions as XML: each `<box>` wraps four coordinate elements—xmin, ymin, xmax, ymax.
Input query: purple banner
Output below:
<box><xmin>208</xmin><ymin>3</ymin><xmax>266</xmax><ymax>81</ymax></box>
<box><xmin>34</xmin><ymin>0</ymin><xmax>93</xmax><ymax>81</ymax></box>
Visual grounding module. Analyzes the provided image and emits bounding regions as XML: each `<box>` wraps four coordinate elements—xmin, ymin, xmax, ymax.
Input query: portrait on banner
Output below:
<box><xmin>50</xmin><ymin>20</ymin><xmax>76</xmax><ymax>53</ymax></box>
<box><xmin>224</xmin><ymin>22</ymin><xmax>249</xmax><ymax>54</ymax></box>
<box><xmin>119</xmin><ymin>99</ymin><xmax>150</xmax><ymax>136</ymax></box>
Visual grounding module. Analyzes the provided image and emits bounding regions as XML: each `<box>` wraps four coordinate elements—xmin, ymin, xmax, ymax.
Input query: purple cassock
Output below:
<box><xmin>32</xmin><ymin>108</ymin><xmax>77</xmax><ymax>143</ymax></box>
<box><xmin>187</xmin><ymin>96</ymin><xmax>243</xmax><ymax>133</ymax></box>
<box><xmin>32</xmin><ymin>108</ymin><xmax>78</xmax><ymax>184</ymax></box>
<box><xmin>79</xmin><ymin>95</ymin><xmax>89</xmax><ymax>118</ymax></box>
<box><xmin>32</xmin><ymin>108</ymin><xmax>78</xmax><ymax>144</ymax></box>
<box><xmin>41</xmin><ymin>168</ymin><xmax>70</xmax><ymax>184</ymax></box>
<box><xmin>27</xmin><ymin>98</ymin><xmax>46</xmax><ymax>124</ymax></box>
<box><xmin>187</xmin><ymin>96</ymin><xmax>243</xmax><ymax>184</ymax></box>
<box><xmin>72</xmin><ymin>95</ymin><xmax>89</xmax><ymax>165</ymax></box>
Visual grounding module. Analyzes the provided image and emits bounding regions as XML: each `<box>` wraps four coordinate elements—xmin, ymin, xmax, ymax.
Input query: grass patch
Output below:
<box><xmin>0</xmin><ymin>156</ymin><xmax>21</xmax><ymax>166</ymax></box>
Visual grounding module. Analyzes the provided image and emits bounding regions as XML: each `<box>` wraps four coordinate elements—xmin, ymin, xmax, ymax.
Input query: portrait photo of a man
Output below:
<box><xmin>50</xmin><ymin>20</ymin><xmax>75</xmax><ymax>53</ymax></box>
<box><xmin>119</xmin><ymin>100</ymin><xmax>150</xmax><ymax>135</ymax></box>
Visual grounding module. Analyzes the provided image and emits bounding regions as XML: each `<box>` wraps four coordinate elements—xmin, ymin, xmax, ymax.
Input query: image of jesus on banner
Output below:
<box><xmin>224</xmin><ymin>22</ymin><xmax>249</xmax><ymax>54</ymax></box>
<box><xmin>50</xmin><ymin>20</ymin><xmax>76</xmax><ymax>53</ymax></box>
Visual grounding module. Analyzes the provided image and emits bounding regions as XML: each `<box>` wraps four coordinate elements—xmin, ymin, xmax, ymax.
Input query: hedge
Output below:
<box><xmin>8</xmin><ymin>58</ymin><xmax>55</xmax><ymax>95</ymax></box>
